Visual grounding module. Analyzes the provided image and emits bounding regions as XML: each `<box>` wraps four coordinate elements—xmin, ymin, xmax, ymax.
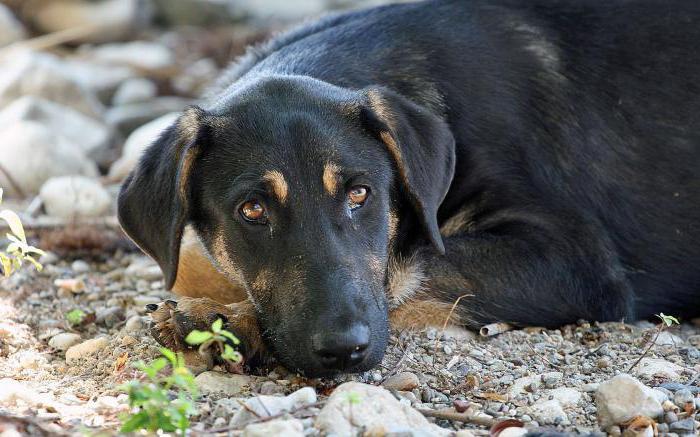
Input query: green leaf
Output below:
<box><xmin>657</xmin><ymin>313</ymin><xmax>680</xmax><ymax>327</ymax></box>
<box><xmin>160</xmin><ymin>347</ymin><xmax>177</xmax><ymax>365</ymax></box>
<box><xmin>24</xmin><ymin>255</ymin><xmax>42</xmax><ymax>271</ymax></box>
<box><xmin>211</xmin><ymin>318</ymin><xmax>224</xmax><ymax>333</ymax></box>
<box><xmin>218</xmin><ymin>329</ymin><xmax>241</xmax><ymax>345</ymax></box>
<box><xmin>120</xmin><ymin>411</ymin><xmax>150</xmax><ymax>433</ymax></box>
<box><xmin>0</xmin><ymin>209</ymin><xmax>25</xmax><ymax>243</ymax></box>
<box><xmin>185</xmin><ymin>330</ymin><xmax>212</xmax><ymax>345</ymax></box>
<box><xmin>65</xmin><ymin>309</ymin><xmax>86</xmax><ymax>326</ymax></box>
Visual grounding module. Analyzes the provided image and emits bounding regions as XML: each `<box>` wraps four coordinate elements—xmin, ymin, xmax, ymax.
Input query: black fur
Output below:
<box><xmin>119</xmin><ymin>0</ymin><xmax>700</xmax><ymax>375</ymax></box>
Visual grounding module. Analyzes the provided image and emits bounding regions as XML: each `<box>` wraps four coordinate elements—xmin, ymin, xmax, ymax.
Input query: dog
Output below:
<box><xmin>118</xmin><ymin>0</ymin><xmax>700</xmax><ymax>377</ymax></box>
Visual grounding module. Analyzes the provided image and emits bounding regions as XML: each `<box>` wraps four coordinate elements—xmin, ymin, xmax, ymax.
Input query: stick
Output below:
<box><xmin>418</xmin><ymin>407</ymin><xmax>494</xmax><ymax>427</ymax></box>
<box><xmin>0</xmin><ymin>25</ymin><xmax>100</xmax><ymax>60</ymax></box>
<box><xmin>479</xmin><ymin>322</ymin><xmax>513</xmax><ymax>337</ymax></box>
<box><xmin>432</xmin><ymin>293</ymin><xmax>473</xmax><ymax>367</ymax></box>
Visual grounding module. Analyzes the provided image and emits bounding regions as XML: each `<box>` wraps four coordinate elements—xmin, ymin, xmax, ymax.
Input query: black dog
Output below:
<box><xmin>118</xmin><ymin>0</ymin><xmax>700</xmax><ymax>376</ymax></box>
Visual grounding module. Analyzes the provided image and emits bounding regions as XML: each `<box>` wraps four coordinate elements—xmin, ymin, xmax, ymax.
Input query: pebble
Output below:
<box><xmin>634</xmin><ymin>357</ymin><xmax>684</xmax><ymax>380</ymax></box>
<box><xmin>70</xmin><ymin>260</ymin><xmax>91</xmax><ymax>274</ymax></box>
<box><xmin>528</xmin><ymin>399</ymin><xmax>568</xmax><ymax>425</ymax></box>
<box><xmin>112</xmin><ymin>77</ymin><xmax>158</xmax><ymax>105</ymax></box>
<box><xmin>195</xmin><ymin>371</ymin><xmax>254</xmax><ymax>396</ymax></box>
<box><xmin>259</xmin><ymin>381</ymin><xmax>284</xmax><ymax>395</ymax></box>
<box><xmin>595</xmin><ymin>374</ymin><xmax>663</xmax><ymax>428</ymax></box>
<box><xmin>230</xmin><ymin>387</ymin><xmax>316</xmax><ymax>428</ymax></box>
<box><xmin>123</xmin><ymin>315</ymin><xmax>144</xmax><ymax>332</ymax></box>
<box><xmin>669</xmin><ymin>418</ymin><xmax>696</xmax><ymax>433</ymax></box>
<box><xmin>315</xmin><ymin>382</ymin><xmax>450</xmax><ymax>436</ymax></box>
<box><xmin>65</xmin><ymin>337</ymin><xmax>109</xmax><ymax>364</ymax></box>
<box><xmin>40</xmin><ymin>176</ymin><xmax>112</xmax><ymax>218</ymax></box>
<box><xmin>242</xmin><ymin>419</ymin><xmax>304</xmax><ymax>437</ymax></box>
<box><xmin>54</xmin><ymin>278</ymin><xmax>86</xmax><ymax>294</ymax></box>
<box><xmin>382</xmin><ymin>372</ymin><xmax>419</xmax><ymax>391</ymax></box>
<box><xmin>672</xmin><ymin>388</ymin><xmax>694</xmax><ymax>408</ymax></box>
<box><xmin>95</xmin><ymin>306</ymin><xmax>125</xmax><ymax>328</ymax></box>
<box><xmin>549</xmin><ymin>387</ymin><xmax>582</xmax><ymax>406</ymax></box>
<box><xmin>542</xmin><ymin>371</ymin><xmax>563</xmax><ymax>388</ymax></box>
<box><xmin>48</xmin><ymin>333</ymin><xmax>82</xmax><ymax>351</ymax></box>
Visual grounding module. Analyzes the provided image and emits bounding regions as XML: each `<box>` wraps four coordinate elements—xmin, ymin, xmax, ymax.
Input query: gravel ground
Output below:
<box><xmin>0</xmin><ymin>236</ymin><xmax>699</xmax><ymax>436</ymax></box>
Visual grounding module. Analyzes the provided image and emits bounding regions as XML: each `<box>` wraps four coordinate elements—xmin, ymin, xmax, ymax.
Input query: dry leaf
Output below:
<box><xmin>621</xmin><ymin>415</ymin><xmax>657</xmax><ymax>437</ymax></box>
<box><xmin>114</xmin><ymin>352</ymin><xmax>128</xmax><ymax>373</ymax></box>
<box><xmin>490</xmin><ymin>419</ymin><xmax>525</xmax><ymax>437</ymax></box>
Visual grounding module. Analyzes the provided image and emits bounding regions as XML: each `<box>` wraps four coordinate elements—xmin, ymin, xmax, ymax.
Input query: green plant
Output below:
<box><xmin>65</xmin><ymin>309</ymin><xmax>87</xmax><ymax>326</ymax></box>
<box><xmin>0</xmin><ymin>188</ymin><xmax>44</xmax><ymax>276</ymax></box>
<box><xmin>119</xmin><ymin>348</ymin><xmax>198</xmax><ymax>435</ymax></box>
<box><xmin>185</xmin><ymin>318</ymin><xmax>242</xmax><ymax>364</ymax></box>
<box><xmin>627</xmin><ymin>313</ymin><xmax>681</xmax><ymax>373</ymax></box>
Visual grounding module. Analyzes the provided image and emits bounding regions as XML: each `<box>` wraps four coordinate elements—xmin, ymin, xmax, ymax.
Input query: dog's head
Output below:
<box><xmin>118</xmin><ymin>76</ymin><xmax>455</xmax><ymax>376</ymax></box>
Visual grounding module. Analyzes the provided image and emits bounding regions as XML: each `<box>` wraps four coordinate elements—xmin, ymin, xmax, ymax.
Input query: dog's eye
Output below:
<box><xmin>239</xmin><ymin>200</ymin><xmax>267</xmax><ymax>223</ymax></box>
<box><xmin>348</xmin><ymin>185</ymin><xmax>369</xmax><ymax>210</ymax></box>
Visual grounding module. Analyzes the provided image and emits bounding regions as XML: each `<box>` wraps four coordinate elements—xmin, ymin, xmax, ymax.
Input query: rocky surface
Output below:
<box><xmin>0</xmin><ymin>251</ymin><xmax>698</xmax><ymax>436</ymax></box>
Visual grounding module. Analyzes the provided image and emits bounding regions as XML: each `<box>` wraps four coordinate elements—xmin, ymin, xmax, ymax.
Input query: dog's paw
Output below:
<box><xmin>146</xmin><ymin>297</ymin><xmax>266</xmax><ymax>368</ymax></box>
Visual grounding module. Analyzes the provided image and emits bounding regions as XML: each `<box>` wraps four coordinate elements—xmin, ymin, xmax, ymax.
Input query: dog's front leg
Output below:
<box><xmin>388</xmin><ymin>224</ymin><xmax>635</xmax><ymax>331</ymax></box>
<box><xmin>148</xmin><ymin>297</ymin><xmax>268</xmax><ymax>369</ymax></box>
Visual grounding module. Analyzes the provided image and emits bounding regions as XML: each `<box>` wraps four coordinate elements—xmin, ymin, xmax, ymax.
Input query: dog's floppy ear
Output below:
<box><xmin>359</xmin><ymin>87</ymin><xmax>456</xmax><ymax>254</ymax></box>
<box><xmin>118</xmin><ymin>106</ymin><xmax>207</xmax><ymax>289</ymax></box>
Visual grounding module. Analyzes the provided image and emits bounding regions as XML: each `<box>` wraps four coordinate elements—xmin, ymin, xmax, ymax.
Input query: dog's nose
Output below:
<box><xmin>311</xmin><ymin>324</ymin><xmax>370</xmax><ymax>370</ymax></box>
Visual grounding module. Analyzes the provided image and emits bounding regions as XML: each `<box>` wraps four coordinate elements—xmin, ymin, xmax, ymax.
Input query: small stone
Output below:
<box><xmin>672</xmin><ymin>388</ymin><xmax>694</xmax><ymax>408</ymax></box>
<box><xmin>54</xmin><ymin>278</ymin><xmax>86</xmax><ymax>294</ymax></box>
<box><xmin>596</xmin><ymin>374</ymin><xmax>663</xmax><ymax>428</ymax></box>
<box><xmin>230</xmin><ymin>387</ymin><xmax>316</xmax><ymax>428</ymax></box>
<box><xmin>382</xmin><ymin>372</ymin><xmax>420</xmax><ymax>391</ymax></box>
<box><xmin>653</xmin><ymin>331</ymin><xmax>684</xmax><ymax>346</ymax></box>
<box><xmin>48</xmin><ymin>333</ymin><xmax>82</xmax><ymax>351</ymax></box>
<box><xmin>90</xmin><ymin>41</ymin><xmax>174</xmax><ymax>71</ymax></box>
<box><xmin>669</xmin><ymin>418</ymin><xmax>696</xmax><ymax>433</ymax></box>
<box><xmin>549</xmin><ymin>387</ymin><xmax>582</xmax><ymax>407</ymax></box>
<box><xmin>65</xmin><ymin>337</ymin><xmax>109</xmax><ymax>364</ymax></box>
<box><xmin>259</xmin><ymin>381</ymin><xmax>284</xmax><ymax>395</ymax></box>
<box><xmin>39</xmin><ymin>252</ymin><xmax>59</xmax><ymax>265</ymax></box>
<box><xmin>41</xmin><ymin>176</ymin><xmax>111</xmax><ymax>218</ymax></box>
<box><xmin>96</xmin><ymin>306</ymin><xmax>125</xmax><ymax>328</ymax></box>
<box><xmin>112</xmin><ymin>77</ymin><xmax>158</xmax><ymax>106</ymax></box>
<box><xmin>70</xmin><ymin>260</ymin><xmax>91</xmax><ymax>274</ymax></box>
<box><xmin>634</xmin><ymin>358</ymin><xmax>684</xmax><ymax>380</ymax></box>
<box><xmin>124</xmin><ymin>316</ymin><xmax>144</xmax><ymax>333</ymax></box>
<box><xmin>664</xmin><ymin>411</ymin><xmax>678</xmax><ymax>424</ymax></box>
<box><xmin>315</xmin><ymin>382</ymin><xmax>450</xmax><ymax>436</ymax></box>
<box><xmin>195</xmin><ymin>371</ymin><xmax>254</xmax><ymax>396</ymax></box>
<box><xmin>242</xmin><ymin>419</ymin><xmax>304</xmax><ymax>437</ymax></box>
<box><xmin>121</xmin><ymin>335</ymin><xmax>137</xmax><ymax>347</ymax></box>
<box><xmin>542</xmin><ymin>371</ymin><xmax>563</xmax><ymax>388</ymax></box>
<box><xmin>498</xmin><ymin>428</ymin><xmax>528</xmax><ymax>437</ymax></box>
<box><xmin>528</xmin><ymin>399</ymin><xmax>568</xmax><ymax>425</ymax></box>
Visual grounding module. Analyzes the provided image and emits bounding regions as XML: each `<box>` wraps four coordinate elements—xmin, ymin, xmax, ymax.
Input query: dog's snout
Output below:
<box><xmin>311</xmin><ymin>323</ymin><xmax>370</xmax><ymax>370</ymax></box>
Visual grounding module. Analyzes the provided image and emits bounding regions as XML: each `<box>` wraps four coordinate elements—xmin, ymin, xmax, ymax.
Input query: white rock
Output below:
<box><xmin>105</xmin><ymin>97</ymin><xmax>190</xmax><ymax>134</ymax></box>
<box><xmin>634</xmin><ymin>357</ymin><xmax>684</xmax><ymax>380</ymax></box>
<box><xmin>0</xmin><ymin>51</ymin><xmax>103</xmax><ymax>118</ymax></box>
<box><xmin>48</xmin><ymin>333</ymin><xmax>82</xmax><ymax>351</ymax></box>
<box><xmin>549</xmin><ymin>387</ymin><xmax>582</xmax><ymax>407</ymax></box>
<box><xmin>242</xmin><ymin>419</ymin><xmax>304</xmax><ymax>437</ymax></box>
<box><xmin>0</xmin><ymin>378</ymin><xmax>43</xmax><ymax>405</ymax></box>
<box><xmin>596</xmin><ymin>374</ymin><xmax>663</xmax><ymax>428</ymax></box>
<box><xmin>315</xmin><ymin>382</ymin><xmax>450</xmax><ymax>436</ymax></box>
<box><xmin>112</xmin><ymin>78</ymin><xmax>158</xmax><ymax>105</ymax></box>
<box><xmin>65</xmin><ymin>337</ymin><xmax>109</xmax><ymax>364</ymax></box>
<box><xmin>89</xmin><ymin>41</ymin><xmax>174</xmax><ymax>71</ymax></box>
<box><xmin>507</xmin><ymin>374</ymin><xmax>542</xmax><ymax>398</ymax></box>
<box><xmin>0</xmin><ymin>96</ymin><xmax>112</xmax><ymax>161</ymax></box>
<box><xmin>653</xmin><ymin>331</ymin><xmax>683</xmax><ymax>346</ymax></box>
<box><xmin>528</xmin><ymin>399</ymin><xmax>568</xmax><ymax>425</ymax></box>
<box><xmin>62</xmin><ymin>58</ymin><xmax>136</xmax><ymax>99</ymax></box>
<box><xmin>0</xmin><ymin>4</ymin><xmax>26</xmax><ymax>47</ymax></box>
<box><xmin>497</xmin><ymin>428</ymin><xmax>528</xmax><ymax>437</ymax></box>
<box><xmin>107</xmin><ymin>112</ymin><xmax>179</xmax><ymax>182</ymax></box>
<box><xmin>0</xmin><ymin>121</ymin><xmax>98</xmax><ymax>196</ymax></box>
<box><xmin>230</xmin><ymin>387</ymin><xmax>317</xmax><ymax>428</ymax></box>
<box><xmin>125</xmin><ymin>257</ymin><xmax>163</xmax><ymax>281</ymax></box>
<box><xmin>124</xmin><ymin>315</ymin><xmax>145</xmax><ymax>333</ymax></box>
<box><xmin>194</xmin><ymin>371</ymin><xmax>254</xmax><ymax>396</ymax></box>
<box><xmin>40</xmin><ymin>176</ymin><xmax>111</xmax><ymax>218</ymax></box>
<box><xmin>32</xmin><ymin>0</ymin><xmax>152</xmax><ymax>44</ymax></box>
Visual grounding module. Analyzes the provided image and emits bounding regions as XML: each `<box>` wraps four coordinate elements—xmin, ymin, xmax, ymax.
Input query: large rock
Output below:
<box><xmin>0</xmin><ymin>96</ymin><xmax>112</xmax><ymax>163</ymax></box>
<box><xmin>61</xmin><ymin>58</ymin><xmax>136</xmax><ymax>102</ymax></box>
<box><xmin>112</xmin><ymin>78</ymin><xmax>158</xmax><ymax>106</ymax></box>
<box><xmin>0</xmin><ymin>4</ymin><xmax>26</xmax><ymax>47</ymax></box>
<box><xmin>107</xmin><ymin>112</ymin><xmax>179</xmax><ymax>182</ymax></box>
<box><xmin>65</xmin><ymin>337</ymin><xmax>109</xmax><ymax>364</ymax></box>
<box><xmin>230</xmin><ymin>387</ymin><xmax>317</xmax><ymax>428</ymax></box>
<box><xmin>31</xmin><ymin>0</ymin><xmax>153</xmax><ymax>44</ymax></box>
<box><xmin>0</xmin><ymin>121</ymin><xmax>98</xmax><ymax>196</ymax></box>
<box><xmin>0</xmin><ymin>51</ymin><xmax>104</xmax><ymax>118</ymax></box>
<box><xmin>528</xmin><ymin>399</ymin><xmax>568</xmax><ymax>425</ymax></box>
<box><xmin>88</xmin><ymin>41</ymin><xmax>174</xmax><ymax>71</ymax></box>
<box><xmin>315</xmin><ymin>382</ymin><xmax>450</xmax><ymax>436</ymax></box>
<box><xmin>596</xmin><ymin>374</ymin><xmax>663</xmax><ymax>428</ymax></box>
<box><xmin>40</xmin><ymin>176</ymin><xmax>112</xmax><ymax>218</ymax></box>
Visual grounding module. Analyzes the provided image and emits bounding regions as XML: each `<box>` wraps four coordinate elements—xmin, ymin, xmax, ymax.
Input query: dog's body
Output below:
<box><xmin>119</xmin><ymin>0</ymin><xmax>700</xmax><ymax>376</ymax></box>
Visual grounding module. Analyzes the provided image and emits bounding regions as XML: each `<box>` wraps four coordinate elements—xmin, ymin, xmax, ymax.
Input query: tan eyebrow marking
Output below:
<box><xmin>262</xmin><ymin>170</ymin><xmax>288</xmax><ymax>204</ymax></box>
<box><xmin>323</xmin><ymin>162</ymin><xmax>341</xmax><ymax>195</ymax></box>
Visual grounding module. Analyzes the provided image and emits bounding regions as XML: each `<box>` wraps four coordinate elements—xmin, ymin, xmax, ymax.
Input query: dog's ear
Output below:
<box><xmin>358</xmin><ymin>87</ymin><xmax>456</xmax><ymax>254</ymax></box>
<box><xmin>118</xmin><ymin>106</ymin><xmax>207</xmax><ymax>289</ymax></box>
